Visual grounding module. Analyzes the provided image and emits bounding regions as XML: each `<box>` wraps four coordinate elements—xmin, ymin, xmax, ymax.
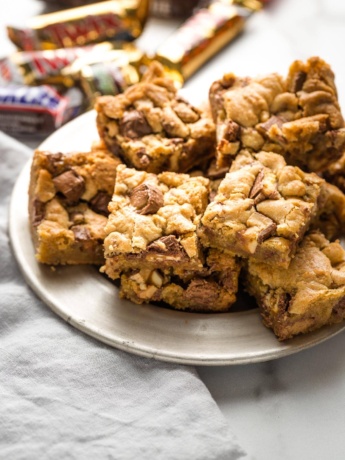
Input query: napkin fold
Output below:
<box><xmin>0</xmin><ymin>132</ymin><xmax>246</xmax><ymax>460</ymax></box>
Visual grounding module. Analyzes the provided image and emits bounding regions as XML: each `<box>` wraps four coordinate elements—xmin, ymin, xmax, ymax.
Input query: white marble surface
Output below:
<box><xmin>2</xmin><ymin>1</ymin><xmax>345</xmax><ymax>459</ymax></box>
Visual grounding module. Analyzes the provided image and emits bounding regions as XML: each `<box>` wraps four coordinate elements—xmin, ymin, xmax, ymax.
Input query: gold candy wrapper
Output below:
<box><xmin>63</xmin><ymin>44</ymin><xmax>144</xmax><ymax>106</ymax></box>
<box><xmin>7</xmin><ymin>0</ymin><xmax>149</xmax><ymax>51</ymax></box>
<box><xmin>233</xmin><ymin>0</ymin><xmax>268</xmax><ymax>11</ymax></box>
<box><xmin>154</xmin><ymin>0</ymin><xmax>254</xmax><ymax>84</ymax></box>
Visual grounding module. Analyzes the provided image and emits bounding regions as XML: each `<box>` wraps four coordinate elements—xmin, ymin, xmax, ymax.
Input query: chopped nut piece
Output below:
<box><xmin>148</xmin><ymin>270</ymin><xmax>164</xmax><ymax>288</ymax></box>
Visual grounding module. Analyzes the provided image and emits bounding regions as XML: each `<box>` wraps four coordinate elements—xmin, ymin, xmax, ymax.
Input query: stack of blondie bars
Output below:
<box><xmin>29</xmin><ymin>58</ymin><xmax>345</xmax><ymax>340</ymax></box>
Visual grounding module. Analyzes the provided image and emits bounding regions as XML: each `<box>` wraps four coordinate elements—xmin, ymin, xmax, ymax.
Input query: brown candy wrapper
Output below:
<box><xmin>154</xmin><ymin>0</ymin><xmax>262</xmax><ymax>84</ymax></box>
<box><xmin>7</xmin><ymin>0</ymin><xmax>149</xmax><ymax>51</ymax></box>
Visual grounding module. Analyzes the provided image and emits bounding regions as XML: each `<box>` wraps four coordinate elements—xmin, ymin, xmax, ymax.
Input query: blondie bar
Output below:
<box><xmin>244</xmin><ymin>231</ymin><xmax>345</xmax><ymax>340</ymax></box>
<box><xmin>198</xmin><ymin>150</ymin><xmax>323</xmax><ymax>268</ymax></box>
<box><xmin>102</xmin><ymin>164</ymin><xmax>210</xmax><ymax>278</ymax></box>
<box><xmin>210</xmin><ymin>57</ymin><xmax>345</xmax><ymax>172</ymax></box>
<box><xmin>95</xmin><ymin>62</ymin><xmax>216</xmax><ymax>174</ymax></box>
<box><xmin>29</xmin><ymin>146</ymin><xmax>121</xmax><ymax>265</ymax></box>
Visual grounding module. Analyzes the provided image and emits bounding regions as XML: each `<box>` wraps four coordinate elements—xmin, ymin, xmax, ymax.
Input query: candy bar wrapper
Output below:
<box><xmin>42</xmin><ymin>0</ymin><xmax>102</xmax><ymax>6</ymax></box>
<box><xmin>7</xmin><ymin>0</ymin><xmax>149</xmax><ymax>51</ymax></box>
<box><xmin>0</xmin><ymin>85</ymin><xmax>83</xmax><ymax>136</ymax></box>
<box><xmin>79</xmin><ymin>62</ymin><xmax>140</xmax><ymax>106</ymax></box>
<box><xmin>154</xmin><ymin>0</ymin><xmax>261</xmax><ymax>84</ymax></box>
<box><xmin>0</xmin><ymin>42</ymin><xmax>116</xmax><ymax>87</ymax></box>
<box><xmin>63</xmin><ymin>44</ymin><xmax>144</xmax><ymax>105</ymax></box>
<box><xmin>233</xmin><ymin>0</ymin><xmax>271</xmax><ymax>11</ymax></box>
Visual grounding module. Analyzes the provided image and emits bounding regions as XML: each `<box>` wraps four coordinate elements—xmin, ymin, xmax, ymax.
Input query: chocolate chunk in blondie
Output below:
<box><xmin>29</xmin><ymin>146</ymin><xmax>121</xmax><ymax>265</ymax></box>
<box><xmin>198</xmin><ymin>150</ymin><xmax>323</xmax><ymax>268</ymax></box>
<box><xmin>210</xmin><ymin>57</ymin><xmax>345</xmax><ymax>172</ymax></box>
<box><xmin>243</xmin><ymin>231</ymin><xmax>345</xmax><ymax>340</ymax></box>
<box><xmin>96</xmin><ymin>62</ymin><xmax>216</xmax><ymax>174</ymax></box>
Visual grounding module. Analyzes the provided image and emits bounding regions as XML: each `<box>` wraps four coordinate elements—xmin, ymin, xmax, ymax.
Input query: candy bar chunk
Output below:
<box><xmin>119</xmin><ymin>248</ymin><xmax>240</xmax><ymax>312</ymax></box>
<box><xmin>198</xmin><ymin>150</ymin><xmax>323</xmax><ymax>268</ymax></box>
<box><xmin>29</xmin><ymin>146</ymin><xmax>121</xmax><ymax>265</ymax></box>
<box><xmin>244</xmin><ymin>231</ymin><xmax>345</xmax><ymax>340</ymax></box>
<box><xmin>95</xmin><ymin>62</ymin><xmax>216</xmax><ymax>174</ymax></box>
<box><xmin>210</xmin><ymin>57</ymin><xmax>345</xmax><ymax>172</ymax></box>
<box><xmin>102</xmin><ymin>164</ymin><xmax>211</xmax><ymax>280</ymax></box>
<box><xmin>311</xmin><ymin>182</ymin><xmax>345</xmax><ymax>241</ymax></box>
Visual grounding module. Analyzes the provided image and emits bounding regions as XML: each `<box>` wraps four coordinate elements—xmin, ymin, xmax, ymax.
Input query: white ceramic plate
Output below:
<box><xmin>9</xmin><ymin>110</ymin><xmax>345</xmax><ymax>365</ymax></box>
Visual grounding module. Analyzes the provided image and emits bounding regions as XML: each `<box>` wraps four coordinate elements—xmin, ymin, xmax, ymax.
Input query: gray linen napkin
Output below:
<box><xmin>0</xmin><ymin>131</ymin><xmax>246</xmax><ymax>460</ymax></box>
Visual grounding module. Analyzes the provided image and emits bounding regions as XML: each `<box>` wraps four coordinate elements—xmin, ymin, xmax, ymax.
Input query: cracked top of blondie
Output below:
<box><xmin>210</xmin><ymin>57</ymin><xmax>345</xmax><ymax>172</ymax></box>
<box><xmin>96</xmin><ymin>61</ymin><xmax>216</xmax><ymax>174</ymax></box>
<box><xmin>103</xmin><ymin>164</ymin><xmax>210</xmax><ymax>261</ymax></box>
<box><xmin>199</xmin><ymin>150</ymin><xmax>323</xmax><ymax>267</ymax></box>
